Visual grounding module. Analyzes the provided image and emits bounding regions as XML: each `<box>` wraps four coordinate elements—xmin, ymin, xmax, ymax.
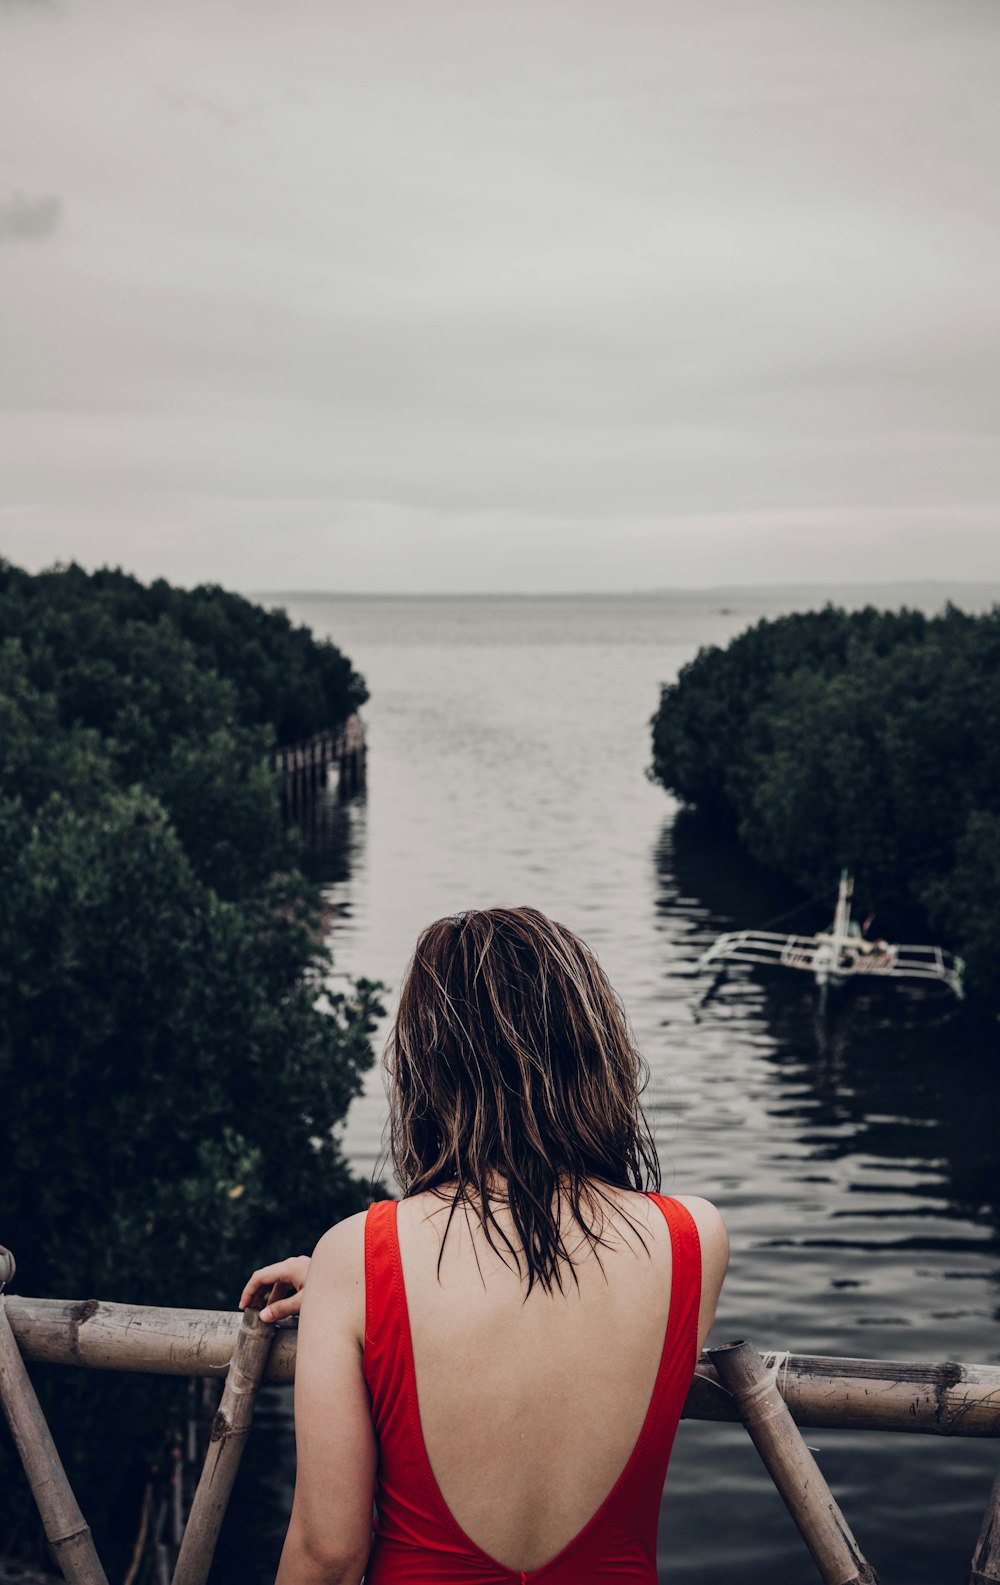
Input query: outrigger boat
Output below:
<box><xmin>700</xmin><ymin>870</ymin><xmax>965</xmax><ymax>998</ymax></box>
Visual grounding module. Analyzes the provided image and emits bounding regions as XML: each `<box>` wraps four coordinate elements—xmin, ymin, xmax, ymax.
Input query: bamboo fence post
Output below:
<box><xmin>0</xmin><ymin>1248</ymin><xmax>109</xmax><ymax>1585</ymax></box>
<box><xmin>969</xmin><ymin>1463</ymin><xmax>1000</xmax><ymax>1583</ymax></box>
<box><xmin>708</xmin><ymin>1339</ymin><xmax>880</xmax><ymax>1585</ymax></box>
<box><xmin>170</xmin><ymin>1306</ymin><xmax>275</xmax><ymax>1585</ymax></box>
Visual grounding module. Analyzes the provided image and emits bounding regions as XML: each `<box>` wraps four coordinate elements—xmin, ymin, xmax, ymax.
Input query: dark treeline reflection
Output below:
<box><xmin>294</xmin><ymin>778</ymin><xmax>367</xmax><ymax>888</ymax></box>
<box><xmin>758</xmin><ymin>990</ymin><xmax>1000</xmax><ymax>1244</ymax></box>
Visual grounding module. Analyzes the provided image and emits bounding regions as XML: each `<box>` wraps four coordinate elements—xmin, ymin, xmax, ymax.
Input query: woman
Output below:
<box><xmin>241</xmin><ymin>907</ymin><xmax>729</xmax><ymax>1585</ymax></box>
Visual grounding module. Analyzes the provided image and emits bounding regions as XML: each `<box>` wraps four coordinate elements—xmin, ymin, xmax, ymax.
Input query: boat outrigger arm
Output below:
<box><xmin>700</xmin><ymin>871</ymin><xmax>965</xmax><ymax>998</ymax></box>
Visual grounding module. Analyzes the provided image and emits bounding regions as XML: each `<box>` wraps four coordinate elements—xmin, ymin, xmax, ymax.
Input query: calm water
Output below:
<box><xmin>267</xmin><ymin>593</ymin><xmax>1000</xmax><ymax>1585</ymax></box>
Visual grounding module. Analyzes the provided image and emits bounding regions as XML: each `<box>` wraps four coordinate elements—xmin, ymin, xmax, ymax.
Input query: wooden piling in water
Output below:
<box><xmin>170</xmin><ymin>1305</ymin><xmax>275</xmax><ymax>1585</ymax></box>
<box><xmin>0</xmin><ymin>1250</ymin><xmax>109</xmax><ymax>1585</ymax></box>
<box><xmin>708</xmin><ymin>1339</ymin><xmax>880</xmax><ymax>1585</ymax></box>
<box><xmin>273</xmin><ymin>719</ymin><xmax>365</xmax><ymax>808</ymax></box>
<box><xmin>969</xmin><ymin>1463</ymin><xmax>1000</xmax><ymax>1584</ymax></box>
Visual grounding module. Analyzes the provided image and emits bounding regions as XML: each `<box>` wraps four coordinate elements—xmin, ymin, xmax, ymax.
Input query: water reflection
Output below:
<box><xmin>665</xmin><ymin>809</ymin><xmax>1000</xmax><ymax>1247</ymax></box>
<box><xmin>293</xmin><ymin>780</ymin><xmax>367</xmax><ymax>888</ymax></box>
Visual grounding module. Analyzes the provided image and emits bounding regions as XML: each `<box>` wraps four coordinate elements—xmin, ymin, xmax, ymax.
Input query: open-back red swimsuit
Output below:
<box><xmin>362</xmin><ymin>1193</ymin><xmax>701</xmax><ymax>1584</ymax></box>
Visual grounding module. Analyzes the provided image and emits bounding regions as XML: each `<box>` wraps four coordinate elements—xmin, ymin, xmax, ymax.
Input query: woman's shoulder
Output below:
<box><xmin>573</xmin><ymin>1191</ymin><xmax>732</xmax><ymax>1274</ymax></box>
<box><xmin>667</xmin><ymin>1193</ymin><xmax>728</xmax><ymax>1239</ymax></box>
<box><xmin>313</xmin><ymin>1207</ymin><xmax>370</xmax><ymax>1263</ymax></box>
<box><xmin>305</xmin><ymin>1211</ymin><xmax>370</xmax><ymax>1341</ymax></box>
<box><xmin>666</xmin><ymin>1194</ymin><xmax>730</xmax><ymax>1299</ymax></box>
<box><xmin>604</xmin><ymin>1185</ymin><xmax>728</xmax><ymax>1237</ymax></box>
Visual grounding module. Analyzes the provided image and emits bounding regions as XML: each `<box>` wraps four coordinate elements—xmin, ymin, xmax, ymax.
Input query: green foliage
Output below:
<box><xmin>0</xmin><ymin>563</ymin><xmax>380</xmax><ymax>1572</ymax></box>
<box><xmin>0</xmin><ymin>560</ymin><xmax>366</xmax><ymax>745</ymax></box>
<box><xmin>650</xmin><ymin>604</ymin><xmax>1000</xmax><ymax>998</ymax></box>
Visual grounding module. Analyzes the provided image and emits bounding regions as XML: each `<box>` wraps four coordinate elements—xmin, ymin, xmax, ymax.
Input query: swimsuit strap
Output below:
<box><xmin>364</xmin><ymin>1199</ymin><xmax>409</xmax><ymax>1423</ymax></box>
<box><xmin>364</xmin><ymin>1197</ymin><xmax>398</xmax><ymax>1342</ymax></box>
<box><xmin>645</xmin><ymin>1192</ymin><xmax>702</xmax><ymax>1386</ymax></box>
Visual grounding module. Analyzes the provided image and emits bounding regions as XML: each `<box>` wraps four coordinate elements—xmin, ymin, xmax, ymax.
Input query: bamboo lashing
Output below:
<box><xmin>171</xmin><ymin>1305</ymin><xmax>276</xmax><ymax>1585</ymax></box>
<box><xmin>708</xmin><ymin>1339</ymin><xmax>880</xmax><ymax>1585</ymax></box>
<box><xmin>0</xmin><ymin>1249</ymin><xmax>109</xmax><ymax>1585</ymax></box>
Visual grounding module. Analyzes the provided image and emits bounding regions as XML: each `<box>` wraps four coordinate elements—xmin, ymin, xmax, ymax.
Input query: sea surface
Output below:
<box><xmin>242</xmin><ymin>591</ymin><xmax>1000</xmax><ymax>1585</ymax></box>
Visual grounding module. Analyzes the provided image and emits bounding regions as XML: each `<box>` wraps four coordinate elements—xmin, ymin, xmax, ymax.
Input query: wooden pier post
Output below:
<box><xmin>969</xmin><ymin>1464</ymin><xmax>1000</xmax><ymax>1584</ymax></box>
<box><xmin>0</xmin><ymin>1248</ymin><xmax>109</xmax><ymax>1585</ymax></box>
<box><xmin>273</xmin><ymin>719</ymin><xmax>365</xmax><ymax>808</ymax></box>
<box><xmin>170</xmin><ymin>1306</ymin><xmax>275</xmax><ymax>1585</ymax></box>
<box><xmin>708</xmin><ymin>1339</ymin><xmax>880</xmax><ymax>1585</ymax></box>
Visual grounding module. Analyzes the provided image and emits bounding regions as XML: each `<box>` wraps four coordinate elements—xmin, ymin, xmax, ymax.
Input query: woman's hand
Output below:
<box><xmin>239</xmin><ymin>1256</ymin><xmax>311</xmax><ymax>1323</ymax></box>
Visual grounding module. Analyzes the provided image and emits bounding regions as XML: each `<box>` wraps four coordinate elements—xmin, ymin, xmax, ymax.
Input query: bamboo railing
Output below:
<box><xmin>4</xmin><ymin>1268</ymin><xmax>1000</xmax><ymax>1584</ymax></box>
<box><xmin>9</xmin><ymin>1294</ymin><xmax>1000</xmax><ymax>1436</ymax></box>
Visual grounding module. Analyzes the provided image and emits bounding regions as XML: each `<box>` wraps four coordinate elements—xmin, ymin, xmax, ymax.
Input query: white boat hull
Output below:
<box><xmin>699</xmin><ymin>876</ymin><xmax>964</xmax><ymax>1000</ymax></box>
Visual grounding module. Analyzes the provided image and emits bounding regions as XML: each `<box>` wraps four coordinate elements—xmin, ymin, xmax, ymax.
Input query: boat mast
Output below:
<box><xmin>831</xmin><ymin>869</ymin><xmax>853</xmax><ymax>969</ymax></box>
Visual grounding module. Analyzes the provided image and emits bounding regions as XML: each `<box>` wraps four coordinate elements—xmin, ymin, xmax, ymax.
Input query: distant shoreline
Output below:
<box><xmin>253</xmin><ymin>581</ymin><xmax>1000</xmax><ymax>607</ymax></box>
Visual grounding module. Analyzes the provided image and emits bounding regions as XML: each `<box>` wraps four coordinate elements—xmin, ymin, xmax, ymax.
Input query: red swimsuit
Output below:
<box><xmin>362</xmin><ymin>1193</ymin><xmax>702</xmax><ymax>1584</ymax></box>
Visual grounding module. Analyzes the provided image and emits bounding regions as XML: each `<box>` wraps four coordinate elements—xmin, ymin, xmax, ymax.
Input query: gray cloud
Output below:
<box><xmin>154</xmin><ymin>84</ymin><xmax>292</xmax><ymax>127</ymax></box>
<box><xmin>0</xmin><ymin>191</ymin><xmax>62</xmax><ymax>242</ymax></box>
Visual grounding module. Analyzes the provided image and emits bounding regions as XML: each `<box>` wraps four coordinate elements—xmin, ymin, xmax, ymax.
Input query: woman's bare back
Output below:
<box><xmin>394</xmin><ymin>1186</ymin><xmax>728</xmax><ymax>1573</ymax></box>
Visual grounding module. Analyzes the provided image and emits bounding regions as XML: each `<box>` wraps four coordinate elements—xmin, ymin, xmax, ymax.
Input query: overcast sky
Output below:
<box><xmin>2</xmin><ymin>0</ymin><xmax>998</xmax><ymax>593</ymax></box>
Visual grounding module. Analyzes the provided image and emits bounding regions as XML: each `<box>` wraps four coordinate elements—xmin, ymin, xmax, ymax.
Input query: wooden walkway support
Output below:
<box><xmin>0</xmin><ymin>1251</ymin><xmax>108</xmax><ymax>1585</ymax></box>
<box><xmin>273</xmin><ymin>714</ymin><xmax>366</xmax><ymax>805</ymax></box>
<box><xmin>709</xmin><ymin>1339</ymin><xmax>879</xmax><ymax>1584</ymax></box>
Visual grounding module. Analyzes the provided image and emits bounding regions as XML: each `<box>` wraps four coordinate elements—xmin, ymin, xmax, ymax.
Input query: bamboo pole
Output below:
<box><xmin>8</xmin><ymin>1296</ymin><xmax>1000</xmax><ymax>1438</ymax></box>
<box><xmin>970</xmin><ymin>1463</ymin><xmax>1000</xmax><ymax>1584</ymax></box>
<box><xmin>170</xmin><ymin>1306</ymin><xmax>275</xmax><ymax>1585</ymax></box>
<box><xmin>708</xmin><ymin>1340</ymin><xmax>879</xmax><ymax>1585</ymax></box>
<box><xmin>6</xmin><ymin>1297</ymin><xmax>299</xmax><ymax>1384</ymax></box>
<box><xmin>0</xmin><ymin>1250</ymin><xmax>109</xmax><ymax>1585</ymax></box>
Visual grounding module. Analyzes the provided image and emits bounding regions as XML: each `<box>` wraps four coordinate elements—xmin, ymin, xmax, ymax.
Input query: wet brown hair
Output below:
<box><xmin>385</xmin><ymin>906</ymin><xmax>661</xmax><ymax>1294</ymax></box>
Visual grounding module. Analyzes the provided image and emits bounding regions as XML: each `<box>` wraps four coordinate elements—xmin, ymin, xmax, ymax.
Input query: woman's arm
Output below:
<box><xmin>276</xmin><ymin>1213</ymin><xmax>376</xmax><ymax>1585</ymax></box>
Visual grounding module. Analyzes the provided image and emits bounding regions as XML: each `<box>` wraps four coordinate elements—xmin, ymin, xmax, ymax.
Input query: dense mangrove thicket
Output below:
<box><xmin>650</xmin><ymin>604</ymin><xmax>1000</xmax><ymax>999</ymax></box>
<box><xmin>0</xmin><ymin>562</ymin><xmax>380</xmax><ymax>1573</ymax></box>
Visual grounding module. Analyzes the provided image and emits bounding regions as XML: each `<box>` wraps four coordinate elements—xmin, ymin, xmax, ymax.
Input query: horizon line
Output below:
<box><xmin>249</xmin><ymin>578</ymin><xmax>1000</xmax><ymax>600</ymax></box>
